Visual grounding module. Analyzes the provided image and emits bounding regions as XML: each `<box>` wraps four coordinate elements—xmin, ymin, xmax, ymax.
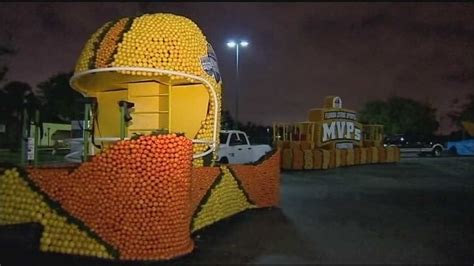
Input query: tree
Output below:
<box><xmin>358</xmin><ymin>96</ymin><xmax>439</xmax><ymax>137</ymax></box>
<box><xmin>0</xmin><ymin>29</ymin><xmax>21</xmax><ymax>149</ymax></box>
<box><xmin>220</xmin><ymin>110</ymin><xmax>272</xmax><ymax>144</ymax></box>
<box><xmin>0</xmin><ymin>30</ymin><xmax>18</xmax><ymax>121</ymax></box>
<box><xmin>0</xmin><ymin>30</ymin><xmax>16</xmax><ymax>83</ymax></box>
<box><xmin>37</xmin><ymin>72</ymin><xmax>84</xmax><ymax>123</ymax></box>
<box><xmin>449</xmin><ymin>94</ymin><xmax>474</xmax><ymax>125</ymax></box>
<box><xmin>221</xmin><ymin>110</ymin><xmax>235</xmax><ymax>130</ymax></box>
<box><xmin>240</xmin><ymin>121</ymin><xmax>272</xmax><ymax>145</ymax></box>
<box><xmin>1</xmin><ymin>81</ymin><xmax>33</xmax><ymax>118</ymax></box>
<box><xmin>448</xmin><ymin>94</ymin><xmax>474</xmax><ymax>139</ymax></box>
<box><xmin>358</xmin><ymin>100</ymin><xmax>390</xmax><ymax>129</ymax></box>
<box><xmin>0</xmin><ymin>81</ymin><xmax>35</xmax><ymax>150</ymax></box>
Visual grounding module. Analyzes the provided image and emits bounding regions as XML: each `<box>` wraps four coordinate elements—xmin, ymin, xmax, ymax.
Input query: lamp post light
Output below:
<box><xmin>227</xmin><ymin>40</ymin><xmax>249</xmax><ymax>129</ymax></box>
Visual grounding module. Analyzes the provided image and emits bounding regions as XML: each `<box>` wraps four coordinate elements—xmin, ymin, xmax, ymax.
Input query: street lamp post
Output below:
<box><xmin>227</xmin><ymin>40</ymin><xmax>249</xmax><ymax>129</ymax></box>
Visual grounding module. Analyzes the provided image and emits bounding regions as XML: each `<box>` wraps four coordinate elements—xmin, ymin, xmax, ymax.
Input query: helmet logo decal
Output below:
<box><xmin>201</xmin><ymin>43</ymin><xmax>221</xmax><ymax>83</ymax></box>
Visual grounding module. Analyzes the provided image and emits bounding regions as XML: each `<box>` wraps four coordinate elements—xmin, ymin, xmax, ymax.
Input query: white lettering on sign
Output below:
<box><xmin>322</xmin><ymin>121</ymin><xmax>361</xmax><ymax>142</ymax></box>
<box><xmin>345</xmin><ymin>122</ymin><xmax>354</xmax><ymax>138</ymax></box>
<box><xmin>355</xmin><ymin>128</ymin><xmax>361</xmax><ymax>141</ymax></box>
<box><xmin>346</xmin><ymin>113</ymin><xmax>357</xmax><ymax>120</ymax></box>
<box><xmin>324</xmin><ymin>112</ymin><xmax>337</xmax><ymax>119</ymax></box>
<box><xmin>336</xmin><ymin>121</ymin><xmax>345</xmax><ymax>138</ymax></box>
<box><xmin>337</xmin><ymin>112</ymin><xmax>346</xmax><ymax>118</ymax></box>
<box><xmin>324</xmin><ymin>111</ymin><xmax>357</xmax><ymax>121</ymax></box>
<box><xmin>322</xmin><ymin>122</ymin><xmax>336</xmax><ymax>142</ymax></box>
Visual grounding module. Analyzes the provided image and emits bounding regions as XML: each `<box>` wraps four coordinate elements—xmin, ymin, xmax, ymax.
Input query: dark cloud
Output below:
<box><xmin>36</xmin><ymin>4</ymin><xmax>64</xmax><ymax>30</ymax></box>
<box><xmin>360</xmin><ymin>13</ymin><xmax>390</xmax><ymax>28</ymax></box>
<box><xmin>405</xmin><ymin>21</ymin><xmax>474</xmax><ymax>42</ymax></box>
<box><xmin>0</xmin><ymin>3</ymin><xmax>473</xmax><ymax>133</ymax></box>
<box><xmin>394</xmin><ymin>69</ymin><xmax>419</xmax><ymax>84</ymax></box>
<box><xmin>445</xmin><ymin>71</ymin><xmax>474</xmax><ymax>83</ymax></box>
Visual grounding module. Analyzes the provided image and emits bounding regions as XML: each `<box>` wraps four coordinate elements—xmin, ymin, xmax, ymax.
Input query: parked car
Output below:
<box><xmin>447</xmin><ymin>139</ymin><xmax>474</xmax><ymax>156</ymax></box>
<box><xmin>51</xmin><ymin>130</ymin><xmax>72</xmax><ymax>155</ymax></box>
<box><xmin>218</xmin><ymin>130</ymin><xmax>272</xmax><ymax>164</ymax></box>
<box><xmin>384</xmin><ymin>134</ymin><xmax>444</xmax><ymax>157</ymax></box>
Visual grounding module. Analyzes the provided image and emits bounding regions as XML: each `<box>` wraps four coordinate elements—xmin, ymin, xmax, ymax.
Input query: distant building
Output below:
<box><xmin>29</xmin><ymin>123</ymin><xmax>71</xmax><ymax>147</ymax></box>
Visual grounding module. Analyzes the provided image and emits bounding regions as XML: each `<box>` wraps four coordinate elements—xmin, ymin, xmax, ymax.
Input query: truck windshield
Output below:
<box><xmin>220</xmin><ymin>133</ymin><xmax>229</xmax><ymax>144</ymax></box>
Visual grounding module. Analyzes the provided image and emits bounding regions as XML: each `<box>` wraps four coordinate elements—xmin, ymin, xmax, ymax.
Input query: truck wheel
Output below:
<box><xmin>219</xmin><ymin>157</ymin><xmax>229</xmax><ymax>164</ymax></box>
<box><xmin>432</xmin><ymin>147</ymin><xmax>442</xmax><ymax>157</ymax></box>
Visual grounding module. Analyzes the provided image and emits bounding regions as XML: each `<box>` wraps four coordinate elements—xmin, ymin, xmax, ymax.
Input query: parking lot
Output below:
<box><xmin>1</xmin><ymin>156</ymin><xmax>474</xmax><ymax>265</ymax></box>
<box><xmin>271</xmin><ymin>156</ymin><xmax>474</xmax><ymax>264</ymax></box>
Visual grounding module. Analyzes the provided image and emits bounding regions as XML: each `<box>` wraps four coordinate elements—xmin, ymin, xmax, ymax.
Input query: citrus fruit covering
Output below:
<box><xmin>0</xmin><ymin>139</ymin><xmax>281</xmax><ymax>260</ymax></box>
<box><xmin>70</xmin><ymin>13</ymin><xmax>223</xmax><ymax>166</ymax></box>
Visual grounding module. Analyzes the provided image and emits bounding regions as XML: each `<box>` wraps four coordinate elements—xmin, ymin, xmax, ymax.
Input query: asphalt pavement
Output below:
<box><xmin>1</xmin><ymin>156</ymin><xmax>473</xmax><ymax>265</ymax></box>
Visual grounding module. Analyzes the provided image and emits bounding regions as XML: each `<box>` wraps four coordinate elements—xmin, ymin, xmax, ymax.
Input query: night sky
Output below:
<box><xmin>1</xmin><ymin>3</ymin><xmax>473</xmax><ymax>134</ymax></box>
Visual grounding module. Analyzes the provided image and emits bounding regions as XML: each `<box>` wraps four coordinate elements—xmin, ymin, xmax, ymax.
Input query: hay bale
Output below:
<box><xmin>321</xmin><ymin>149</ymin><xmax>330</xmax><ymax>169</ymax></box>
<box><xmin>378</xmin><ymin>146</ymin><xmax>386</xmax><ymax>163</ymax></box>
<box><xmin>367</xmin><ymin>147</ymin><xmax>373</xmax><ymax>163</ymax></box>
<box><xmin>328</xmin><ymin>150</ymin><xmax>335</xmax><ymax>168</ymax></box>
<box><xmin>275</xmin><ymin>140</ymin><xmax>290</xmax><ymax>149</ymax></box>
<box><xmin>354</xmin><ymin>148</ymin><xmax>361</xmax><ymax>165</ymax></box>
<box><xmin>340</xmin><ymin>149</ymin><xmax>348</xmax><ymax>167</ymax></box>
<box><xmin>346</xmin><ymin>149</ymin><xmax>355</xmax><ymax>166</ymax></box>
<box><xmin>301</xmin><ymin>141</ymin><xmax>312</xmax><ymax>150</ymax></box>
<box><xmin>386</xmin><ymin>146</ymin><xmax>394</xmax><ymax>162</ymax></box>
<box><xmin>360</xmin><ymin>148</ymin><xmax>367</xmax><ymax>164</ymax></box>
<box><xmin>292</xmin><ymin>149</ymin><xmax>304</xmax><ymax>170</ymax></box>
<box><xmin>394</xmin><ymin>147</ymin><xmax>401</xmax><ymax>162</ymax></box>
<box><xmin>335</xmin><ymin>149</ymin><xmax>341</xmax><ymax>168</ymax></box>
<box><xmin>328</xmin><ymin>149</ymin><xmax>341</xmax><ymax>168</ymax></box>
<box><xmin>313</xmin><ymin>149</ymin><xmax>323</xmax><ymax>169</ymax></box>
<box><xmin>303</xmin><ymin>149</ymin><xmax>314</xmax><ymax>169</ymax></box>
<box><xmin>370</xmin><ymin>147</ymin><xmax>379</xmax><ymax>163</ymax></box>
<box><xmin>275</xmin><ymin>140</ymin><xmax>284</xmax><ymax>149</ymax></box>
<box><xmin>289</xmin><ymin>141</ymin><xmax>301</xmax><ymax>150</ymax></box>
<box><xmin>282</xmin><ymin>148</ymin><xmax>293</xmax><ymax>169</ymax></box>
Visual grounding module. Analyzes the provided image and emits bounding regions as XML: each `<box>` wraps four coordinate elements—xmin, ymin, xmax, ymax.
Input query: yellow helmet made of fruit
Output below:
<box><xmin>70</xmin><ymin>13</ymin><xmax>222</xmax><ymax>162</ymax></box>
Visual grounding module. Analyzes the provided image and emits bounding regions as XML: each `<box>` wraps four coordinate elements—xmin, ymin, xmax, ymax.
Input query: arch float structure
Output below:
<box><xmin>273</xmin><ymin>96</ymin><xmax>400</xmax><ymax>170</ymax></box>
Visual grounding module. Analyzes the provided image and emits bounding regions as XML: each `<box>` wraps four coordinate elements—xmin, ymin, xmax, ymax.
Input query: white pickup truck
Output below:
<box><xmin>217</xmin><ymin>130</ymin><xmax>272</xmax><ymax>164</ymax></box>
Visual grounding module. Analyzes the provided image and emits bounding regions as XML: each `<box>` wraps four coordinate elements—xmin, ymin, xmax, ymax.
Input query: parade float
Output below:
<box><xmin>0</xmin><ymin>13</ymin><xmax>280</xmax><ymax>261</ymax></box>
<box><xmin>273</xmin><ymin>96</ymin><xmax>400</xmax><ymax>170</ymax></box>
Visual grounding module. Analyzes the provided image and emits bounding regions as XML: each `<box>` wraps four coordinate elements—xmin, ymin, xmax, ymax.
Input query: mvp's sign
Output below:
<box><xmin>308</xmin><ymin>96</ymin><xmax>363</xmax><ymax>149</ymax></box>
<box><xmin>322</xmin><ymin>114</ymin><xmax>361</xmax><ymax>142</ymax></box>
